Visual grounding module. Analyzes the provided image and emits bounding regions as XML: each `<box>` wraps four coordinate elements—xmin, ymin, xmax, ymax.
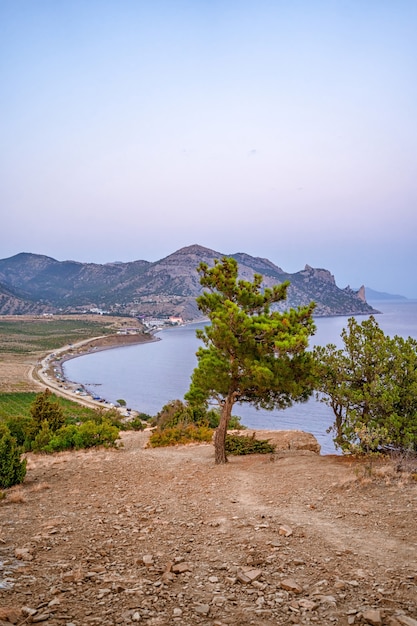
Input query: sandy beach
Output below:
<box><xmin>31</xmin><ymin>332</ymin><xmax>158</xmax><ymax>409</ymax></box>
<box><xmin>0</xmin><ymin>321</ymin><xmax>155</xmax><ymax>399</ymax></box>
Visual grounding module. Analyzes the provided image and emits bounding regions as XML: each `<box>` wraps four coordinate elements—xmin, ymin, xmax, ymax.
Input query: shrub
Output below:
<box><xmin>1</xmin><ymin>391</ymin><xmax>121</xmax><ymax>455</ymax></box>
<box><xmin>126</xmin><ymin>417</ymin><xmax>146</xmax><ymax>431</ymax></box>
<box><xmin>32</xmin><ymin>419</ymin><xmax>120</xmax><ymax>453</ymax></box>
<box><xmin>0</xmin><ymin>424</ymin><xmax>27</xmax><ymax>488</ymax></box>
<box><xmin>31</xmin><ymin>420</ymin><xmax>54</xmax><ymax>452</ymax></box>
<box><xmin>148</xmin><ymin>423</ymin><xmax>213</xmax><ymax>447</ymax></box>
<box><xmin>44</xmin><ymin>424</ymin><xmax>79</xmax><ymax>452</ymax></box>
<box><xmin>314</xmin><ymin>317</ymin><xmax>417</xmax><ymax>453</ymax></box>
<box><xmin>3</xmin><ymin>414</ymin><xmax>35</xmax><ymax>449</ymax></box>
<box><xmin>137</xmin><ymin>412</ymin><xmax>153</xmax><ymax>422</ymax></box>
<box><xmin>30</xmin><ymin>389</ymin><xmax>65</xmax><ymax>434</ymax></box>
<box><xmin>225</xmin><ymin>433</ymin><xmax>276</xmax><ymax>456</ymax></box>
<box><xmin>154</xmin><ymin>400</ymin><xmax>245</xmax><ymax>431</ymax></box>
<box><xmin>72</xmin><ymin>419</ymin><xmax>120</xmax><ymax>449</ymax></box>
<box><xmin>153</xmin><ymin>400</ymin><xmax>193</xmax><ymax>430</ymax></box>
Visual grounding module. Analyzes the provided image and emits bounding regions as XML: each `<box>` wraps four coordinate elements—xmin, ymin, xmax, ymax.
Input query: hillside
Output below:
<box><xmin>365</xmin><ymin>287</ymin><xmax>408</xmax><ymax>301</ymax></box>
<box><xmin>0</xmin><ymin>245</ymin><xmax>378</xmax><ymax>318</ymax></box>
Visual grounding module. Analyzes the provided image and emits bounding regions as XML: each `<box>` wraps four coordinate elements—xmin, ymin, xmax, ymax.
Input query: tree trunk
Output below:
<box><xmin>214</xmin><ymin>394</ymin><xmax>234</xmax><ymax>464</ymax></box>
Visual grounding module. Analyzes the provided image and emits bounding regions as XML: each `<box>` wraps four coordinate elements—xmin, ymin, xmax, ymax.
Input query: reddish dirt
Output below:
<box><xmin>1</xmin><ymin>431</ymin><xmax>416</xmax><ymax>626</ymax></box>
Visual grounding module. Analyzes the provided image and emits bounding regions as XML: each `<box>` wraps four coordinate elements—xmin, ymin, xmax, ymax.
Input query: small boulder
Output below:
<box><xmin>239</xmin><ymin>430</ymin><xmax>321</xmax><ymax>454</ymax></box>
<box><xmin>363</xmin><ymin>609</ymin><xmax>383</xmax><ymax>625</ymax></box>
<box><xmin>280</xmin><ymin>578</ymin><xmax>303</xmax><ymax>594</ymax></box>
<box><xmin>396</xmin><ymin>616</ymin><xmax>417</xmax><ymax>626</ymax></box>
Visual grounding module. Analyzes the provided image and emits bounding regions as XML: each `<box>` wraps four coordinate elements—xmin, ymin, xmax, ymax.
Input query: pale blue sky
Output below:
<box><xmin>1</xmin><ymin>1</ymin><xmax>417</xmax><ymax>297</ymax></box>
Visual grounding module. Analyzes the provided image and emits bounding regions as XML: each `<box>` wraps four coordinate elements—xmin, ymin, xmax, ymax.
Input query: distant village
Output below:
<box><xmin>118</xmin><ymin>315</ymin><xmax>184</xmax><ymax>332</ymax></box>
<box><xmin>41</xmin><ymin>309</ymin><xmax>185</xmax><ymax>330</ymax></box>
<box><xmin>88</xmin><ymin>309</ymin><xmax>184</xmax><ymax>329</ymax></box>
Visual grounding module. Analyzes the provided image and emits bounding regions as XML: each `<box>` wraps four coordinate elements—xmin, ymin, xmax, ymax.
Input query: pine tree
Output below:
<box><xmin>314</xmin><ymin>316</ymin><xmax>417</xmax><ymax>452</ymax></box>
<box><xmin>185</xmin><ymin>257</ymin><xmax>316</xmax><ymax>464</ymax></box>
<box><xmin>30</xmin><ymin>388</ymin><xmax>65</xmax><ymax>434</ymax></box>
<box><xmin>0</xmin><ymin>424</ymin><xmax>27</xmax><ymax>489</ymax></box>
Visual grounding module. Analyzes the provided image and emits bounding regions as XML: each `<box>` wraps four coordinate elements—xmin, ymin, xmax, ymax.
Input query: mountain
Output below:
<box><xmin>364</xmin><ymin>287</ymin><xmax>407</xmax><ymax>301</ymax></box>
<box><xmin>0</xmin><ymin>245</ymin><xmax>379</xmax><ymax>318</ymax></box>
<box><xmin>0</xmin><ymin>280</ymin><xmax>52</xmax><ymax>316</ymax></box>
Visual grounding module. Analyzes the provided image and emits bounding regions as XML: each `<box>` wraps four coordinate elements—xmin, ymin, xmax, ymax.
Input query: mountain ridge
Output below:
<box><xmin>0</xmin><ymin>244</ymin><xmax>379</xmax><ymax>318</ymax></box>
<box><xmin>364</xmin><ymin>287</ymin><xmax>408</xmax><ymax>301</ymax></box>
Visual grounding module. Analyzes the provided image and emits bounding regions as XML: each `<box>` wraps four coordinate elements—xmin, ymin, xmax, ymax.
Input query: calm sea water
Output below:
<box><xmin>64</xmin><ymin>301</ymin><xmax>417</xmax><ymax>454</ymax></box>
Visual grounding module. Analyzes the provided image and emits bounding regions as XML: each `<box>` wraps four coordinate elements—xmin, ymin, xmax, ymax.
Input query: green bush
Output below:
<box><xmin>126</xmin><ymin>416</ymin><xmax>146</xmax><ymax>431</ymax></box>
<box><xmin>3</xmin><ymin>414</ymin><xmax>35</xmax><ymax>448</ymax></box>
<box><xmin>154</xmin><ymin>399</ymin><xmax>245</xmax><ymax>431</ymax></box>
<box><xmin>153</xmin><ymin>400</ymin><xmax>193</xmax><ymax>430</ymax></box>
<box><xmin>0</xmin><ymin>392</ymin><xmax>121</xmax><ymax>456</ymax></box>
<box><xmin>314</xmin><ymin>316</ymin><xmax>417</xmax><ymax>453</ymax></box>
<box><xmin>137</xmin><ymin>412</ymin><xmax>153</xmax><ymax>422</ymax></box>
<box><xmin>31</xmin><ymin>419</ymin><xmax>120</xmax><ymax>453</ymax></box>
<box><xmin>0</xmin><ymin>424</ymin><xmax>27</xmax><ymax>488</ymax></box>
<box><xmin>31</xmin><ymin>420</ymin><xmax>54</xmax><ymax>452</ymax></box>
<box><xmin>148</xmin><ymin>423</ymin><xmax>214</xmax><ymax>447</ymax></box>
<box><xmin>72</xmin><ymin>419</ymin><xmax>120</xmax><ymax>449</ymax></box>
<box><xmin>84</xmin><ymin>407</ymin><xmax>128</xmax><ymax>430</ymax></box>
<box><xmin>44</xmin><ymin>424</ymin><xmax>79</xmax><ymax>452</ymax></box>
<box><xmin>225</xmin><ymin>433</ymin><xmax>276</xmax><ymax>456</ymax></box>
<box><xmin>30</xmin><ymin>389</ymin><xmax>65</xmax><ymax>434</ymax></box>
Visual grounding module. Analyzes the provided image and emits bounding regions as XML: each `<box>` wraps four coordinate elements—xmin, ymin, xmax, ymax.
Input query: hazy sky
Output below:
<box><xmin>1</xmin><ymin>1</ymin><xmax>417</xmax><ymax>297</ymax></box>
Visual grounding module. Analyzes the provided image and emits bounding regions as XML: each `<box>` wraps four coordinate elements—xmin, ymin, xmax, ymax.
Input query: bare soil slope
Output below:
<box><xmin>1</xmin><ymin>432</ymin><xmax>416</xmax><ymax>626</ymax></box>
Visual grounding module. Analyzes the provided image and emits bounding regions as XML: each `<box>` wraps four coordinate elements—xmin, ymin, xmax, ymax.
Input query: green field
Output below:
<box><xmin>0</xmin><ymin>392</ymin><xmax>99</xmax><ymax>423</ymax></box>
<box><xmin>0</xmin><ymin>317</ymin><xmax>116</xmax><ymax>354</ymax></box>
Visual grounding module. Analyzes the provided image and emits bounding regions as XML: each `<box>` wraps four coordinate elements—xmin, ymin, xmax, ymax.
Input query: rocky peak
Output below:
<box><xmin>301</xmin><ymin>265</ymin><xmax>336</xmax><ymax>284</ymax></box>
<box><xmin>343</xmin><ymin>285</ymin><xmax>367</xmax><ymax>302</ymax></box>
<box><xmin>357</xmin><ymin>285</ymin><xmax>366</xmax><ymax>302</ymax></box>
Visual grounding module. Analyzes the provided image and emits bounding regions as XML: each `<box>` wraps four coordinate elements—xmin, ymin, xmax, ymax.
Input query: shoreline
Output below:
<box><xmin>32</xmin><ymin>331</ymin><xmax>159</xmax><ymax>412</ymax></box>
<box><xmin>28</xmin><ymin>325</ymin><xmax>325</xmax><ymax>454</ymax></box>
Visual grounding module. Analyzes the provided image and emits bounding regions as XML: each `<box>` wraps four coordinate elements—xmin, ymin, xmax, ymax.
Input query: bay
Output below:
<box><xmin>64</xmin><ymin>300</ymin><xmax>417</xmax><ymax>454</ymax></box>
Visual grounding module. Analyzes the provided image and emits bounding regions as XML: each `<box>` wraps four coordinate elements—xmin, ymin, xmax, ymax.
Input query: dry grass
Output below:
<box><xmin>6</xmin><ymin>487</ymin><xmax>26</xmax><ymax>503</ymax></box>
<box><xmin>25</xmin><ymin>449</ymin><xmax>77</xmax><ymax>471</ymax></box>
<box><xmin>346</xmin><ymin>453</ymin><xmax>417</xmax><ymax>486</ymax></box>
<box><xmin>30</xmin><ymin>481</ymin><xmax>51</xmax><ymax>492</ymax></box>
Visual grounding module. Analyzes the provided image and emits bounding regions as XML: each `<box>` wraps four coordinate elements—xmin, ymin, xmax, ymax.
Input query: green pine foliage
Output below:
<box><xmin>3</xmin><ymin>414</ymin><xmax>34</xmax><ymax>448</ymax></box>
<box><xmin>185</xmin><ymin>257</ymin><xmax>316</xmax><ymax>463</ymax></box>
<box><xmin>314</xmin><ymin>316</ymin><xmax>417</xmax><ymax>453</ymax></box>
<box><xmin>0</xmin><ymin>423</ymin><xmax>27</xmax><ymax>489</ymax></box>
<box><xmin>225</xmin><ymin>433</ymin><xmax>276</xmax><ymax>455</ymax></box>
<box><xmin>30</xmin><ymin>388</ymin><xmax>65</xmax><ymax>433</ymax></box>
<box><xmin>32</xmin><ymin>420</ymin><xmax>54</xmax><ymax>452</ymax></box>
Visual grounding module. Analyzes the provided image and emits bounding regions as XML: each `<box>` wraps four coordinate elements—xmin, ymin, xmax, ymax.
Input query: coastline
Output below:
<box><xmin>32</xmin><ymin>331</ymin><xmax>158</xmax><ymax>411</ymax></box>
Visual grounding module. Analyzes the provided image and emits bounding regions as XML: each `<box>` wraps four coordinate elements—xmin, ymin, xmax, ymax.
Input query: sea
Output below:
<box><xmin>63</xmin><ymin>300</ymin><xmax>417</xmax><ymax>455</ymax></box>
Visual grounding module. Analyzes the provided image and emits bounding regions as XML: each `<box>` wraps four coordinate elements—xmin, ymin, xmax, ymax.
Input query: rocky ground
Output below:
<box><xmin>1</xmin><ymin>431</ymin><xmax>416</xmax><ymax>626</ymax></box>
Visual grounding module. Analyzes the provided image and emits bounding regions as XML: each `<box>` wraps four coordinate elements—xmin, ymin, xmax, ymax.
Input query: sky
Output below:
<box><xmin>1</xmin><ymin>1</ymin><xmax>417</xmax><ymax>298</ymax></box>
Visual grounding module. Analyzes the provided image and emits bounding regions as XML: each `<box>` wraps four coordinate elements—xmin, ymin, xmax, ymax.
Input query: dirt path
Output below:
<box><xmin>1</xmin><ymin>432</ymin><xmax>416</xmax><ymax>626</ymax></box>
